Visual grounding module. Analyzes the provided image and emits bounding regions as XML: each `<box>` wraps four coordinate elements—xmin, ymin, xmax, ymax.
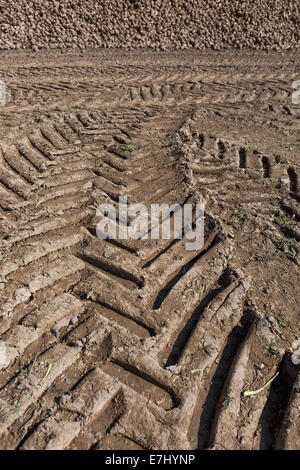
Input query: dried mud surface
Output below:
<box><xmin>0</xmin><ymin>49</ymin><xmax>299</xmax><ymax>450</ymax></box>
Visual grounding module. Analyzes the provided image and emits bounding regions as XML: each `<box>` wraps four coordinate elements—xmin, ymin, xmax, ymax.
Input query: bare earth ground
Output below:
<box><xmin>0</xmin><ymin>49</ymin><xmax>299</xmax><ymax>450</ymax></box>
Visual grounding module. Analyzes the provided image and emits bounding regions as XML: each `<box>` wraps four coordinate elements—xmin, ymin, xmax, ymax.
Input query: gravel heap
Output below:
<box><xmin>0</xmin><ymin>0</ymin><xmax>299</xmax><ymax>51</ymax></box>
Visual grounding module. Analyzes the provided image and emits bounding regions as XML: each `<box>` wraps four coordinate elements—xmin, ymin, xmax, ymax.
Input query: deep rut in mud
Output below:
<box><xmin>0</xmin><ymin>50</ymin><xmax>299</xmax><ymax>450</ymax></box>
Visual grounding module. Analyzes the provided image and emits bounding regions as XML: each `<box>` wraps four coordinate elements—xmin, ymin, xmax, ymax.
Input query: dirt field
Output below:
<box><xmin>0</xmin><ymin>48</ymin><xmax>299</xmax><ymax>450</ymax></box>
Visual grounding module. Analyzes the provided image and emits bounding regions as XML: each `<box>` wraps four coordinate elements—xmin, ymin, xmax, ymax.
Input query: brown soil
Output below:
<box><xmin>0</xmin><ymin>49</ymin><xmax>299</xmax><ymax>450</ymax></box>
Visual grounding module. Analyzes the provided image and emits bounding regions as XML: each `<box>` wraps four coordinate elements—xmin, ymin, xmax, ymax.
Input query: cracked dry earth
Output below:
<box><xmin>0</xmin><ymin>49</ymin><xmax>299</xmax><ymax>450</ymax></box>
